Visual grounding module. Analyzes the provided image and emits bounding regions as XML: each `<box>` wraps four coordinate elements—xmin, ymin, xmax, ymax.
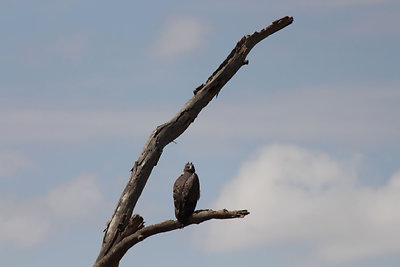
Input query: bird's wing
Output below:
<box><xmin>173</xmin><ymin>173</ymin><xmax>189</xmax><ymax>203</ymax></box>
<box><xmin>192</xmin><ymin>173</ymin><xmax>200</xmax><ymax>200</ymax></box>
<box><xmin>184</xmin><ymin>173</ymin><xmax>200</xmax><ymax>202</ymax></box>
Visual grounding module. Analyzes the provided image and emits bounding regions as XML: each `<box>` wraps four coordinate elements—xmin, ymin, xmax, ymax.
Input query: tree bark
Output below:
<box><xmin>94</xmin><ymin>16</ymin><xmax>293</xmax><ymax>267</ymax></box>
<box><xmin>94</xmin><ymin>209</ymin><xmax>249</xmax><ymax>267</ymax></box>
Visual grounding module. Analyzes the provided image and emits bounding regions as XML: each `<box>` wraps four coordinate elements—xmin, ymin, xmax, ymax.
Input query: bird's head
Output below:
<box><xmin>184</xmin><ymin>162</ymin><xmax>195</xmax><ymax>173</ymax></box>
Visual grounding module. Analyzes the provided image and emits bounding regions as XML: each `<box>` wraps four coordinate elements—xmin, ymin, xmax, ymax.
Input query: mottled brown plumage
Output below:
<box><xmin>173</xmin><ymin>162</ymin><xmax>200</xmax><ymax>223</ymax></box>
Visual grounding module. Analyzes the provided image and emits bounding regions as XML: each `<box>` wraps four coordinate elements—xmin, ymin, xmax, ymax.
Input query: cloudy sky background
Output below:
<box><xmin>1</xmin><ymin>1</ymin><xmax>399</xmax><ymax>266</ymax></box>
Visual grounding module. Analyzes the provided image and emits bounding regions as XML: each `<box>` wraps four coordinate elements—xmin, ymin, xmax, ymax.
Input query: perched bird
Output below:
<box><xmin>173</xmin><ymin>162</ymin><xmax>200</xmax><ymax>223</ymax></box>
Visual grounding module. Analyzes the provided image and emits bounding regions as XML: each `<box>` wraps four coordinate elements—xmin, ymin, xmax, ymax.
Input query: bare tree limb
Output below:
<box><xmin>94</xmin><ymin>209</ymin><xmax>249</xmax><ymax>267</ymax></box>
<box><xmin>94</xmin><ymin>16</ymin><xmax>293</xmax><ymax>266</ymax></box>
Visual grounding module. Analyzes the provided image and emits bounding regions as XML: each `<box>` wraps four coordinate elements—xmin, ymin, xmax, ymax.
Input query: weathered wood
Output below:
<box><xmin>94</xmin><ymin>209</ymin><xmax>249</xmax><ymax>267</ymax></box>
<box><xmin>94</xmin><ymin>16</ymin><xmax>293</xmax><ymax>267</ymax></box>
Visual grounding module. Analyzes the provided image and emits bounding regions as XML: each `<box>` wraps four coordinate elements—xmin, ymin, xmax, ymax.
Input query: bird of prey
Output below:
<box><xmin>173</xmin><ymin>162</ymin><xmax>200</xmax><ymax>224</ymax></box>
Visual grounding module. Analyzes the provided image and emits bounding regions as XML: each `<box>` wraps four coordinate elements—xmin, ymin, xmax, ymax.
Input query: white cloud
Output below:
<box><xmin>0</xmin><ymin>109</ymin><xmax>166</xmax><ymax>143</ymax></box>
<box><xmin>191</xmin><ymin>83</ymin><xmax>400</xmax><ymax>148</ymax></box>
<box><xmin>153</xmin><ymin>16</ymin><xmax>211</xmax><ymax>60</ymax></box>
<box><xmin>0</xmin><ymin>174</ymin><xmax>102</xmax><ymax>247</ymax></box>
<box><xmin>0</xmin><ymin>150</ymin><xmax>34</xmax><ymax>178</ymax></box>
<box><xmin>196</xmin><ymin>144</ymin><xmax>400</xmax><ymax>264</ymax></box>
<box><xmin>1</xmin><ymin>83</ymin><xmax>398</xmax><ymax>150</ymax></box>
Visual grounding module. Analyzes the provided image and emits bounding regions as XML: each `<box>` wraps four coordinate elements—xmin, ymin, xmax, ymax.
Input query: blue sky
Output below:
<box><xmin>1</xmin><ymin>1</ymin><xmax>400</xmax><ymax>266</ymax></box>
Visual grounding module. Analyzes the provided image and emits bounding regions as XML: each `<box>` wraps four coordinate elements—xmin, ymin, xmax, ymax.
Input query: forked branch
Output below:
<box><xmin>94</xmin><ymin>209</ymin><xmax>249</xmax><ymax>267</ymax></box>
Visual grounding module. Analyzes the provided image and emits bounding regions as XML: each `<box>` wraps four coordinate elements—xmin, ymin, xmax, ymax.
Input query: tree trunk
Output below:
<box><xmin>94</xmin><ymin>16</ymin><xmax>293</xmax><ymax>267</ymax></box>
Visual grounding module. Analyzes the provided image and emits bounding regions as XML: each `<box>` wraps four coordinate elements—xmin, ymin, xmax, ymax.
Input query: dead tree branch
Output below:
<box><xmin>94</xmin><ymin>16</ymin><xmax>293</xmax><ymax>267</ymax></box>
<box><xmin>94</xmin><ymin>209</ymin><xmax>249</xmax><ymax>267</ymax></box>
